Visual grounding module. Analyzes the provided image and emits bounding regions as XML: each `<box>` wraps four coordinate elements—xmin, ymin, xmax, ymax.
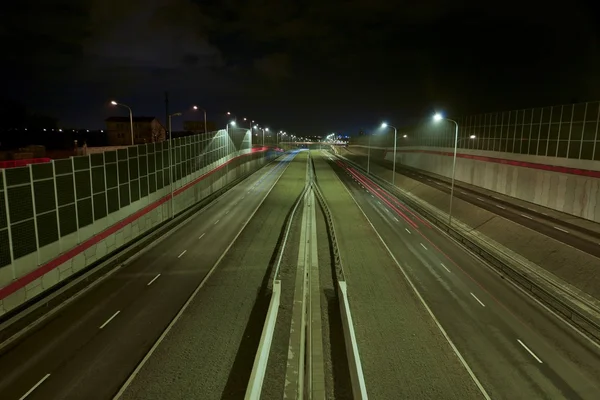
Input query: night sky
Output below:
<box><xmin>3</xmin><ymin>0</ymin><xmax>600</xmax><ymax>135</ymax></box>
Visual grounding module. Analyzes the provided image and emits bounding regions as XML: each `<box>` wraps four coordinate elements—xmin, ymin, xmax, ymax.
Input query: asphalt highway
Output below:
<box><xmin>2</xmin><ymin>147</ymin><xmax>599</xmax><ymax>400</ymax></box>
<box><xmin>0</xmin><ymin>152</ymin><xmax>298</xmax><ymax>400</ymax></box>
<box><xmin>342</xmin><ymin>151</ymin><xmax>600</xmax><ymax>258</ymax></box>
<box><xmin>313</xmin><ymin>151</ymin><xmax>483</xmax><ymax>400</ymax></box>
<box><xmin>326</xmin><ymin>150</ymin><xmax>600</xmax><ymax>399</ymax></box>
<box><xmin>116</xmin><ymin>151</ymin><xmax>310</xmax><ymax>400</ymax></box>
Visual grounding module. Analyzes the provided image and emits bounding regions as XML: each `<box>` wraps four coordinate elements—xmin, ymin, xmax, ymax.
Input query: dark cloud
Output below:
<box><xmin>253</xmin><ymin>53</ymin><xmax>291</xmax><ymax>80</ymax></box>
<box><xmin>2</xmin><ymin>0</ymin><xmax>599</xmax><ymax>135</ymax></box>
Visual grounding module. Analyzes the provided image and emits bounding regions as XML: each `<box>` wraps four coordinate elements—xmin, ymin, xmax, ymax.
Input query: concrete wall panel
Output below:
<box><xmin>379</xmin><ymin>145</ymin><xmax>600</xmax><ymax>223</ymax></box>
<box><xmin>25</xmin><ymin>278</ymin><xmax>43</xmax><ymax>300</ymax></box>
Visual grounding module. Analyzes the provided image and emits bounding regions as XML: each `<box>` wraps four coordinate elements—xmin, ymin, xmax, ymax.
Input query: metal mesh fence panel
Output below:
<box><xmin>54</xmin><ymin>159</ymin><xmax>77</xmax><ymax>237</ymax></box>
<box><xmin>0</xmin><ymin>172</ymin><xmax>10</xmax><ymax>267</ymax></box>
<box><xmin>5</xmin><ymin>167</ymin><xmax>36</xmax><ymax>259</ymax></box>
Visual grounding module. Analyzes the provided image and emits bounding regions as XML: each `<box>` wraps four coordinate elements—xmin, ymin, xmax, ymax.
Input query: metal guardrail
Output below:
<box><xmin>245</xmin><ymin>152</ymin><xmax>312</xmax><ymax>399</ymax></box>
<box><xmin>339</xmin><ymin>155</ymin><xmax>600</xmax><ymax>343</ymax></box>
<box><xmin>311</xmin><ymin>154</ymin><xmax>368</xmax><ymax>400</ymax></box>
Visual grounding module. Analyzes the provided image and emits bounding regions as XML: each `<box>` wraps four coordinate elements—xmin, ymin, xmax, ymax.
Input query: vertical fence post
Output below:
<box><xmin>51</xmin><ymin>161</ymin><xmax>62</xmax><ymax>250</ymax></box>
<box><xmin>578</xmin><ymin>102</ymin><xmax>588</xmax><ymax>160</ymax></box>
<box><xmin>1</xmin><ymin>169</ymin><xmax>15</xmax><ymax>278</ymax></box>
<box><xmin>565</xmin><ymin>104</ymin><xmax>575</xmax><ymax>158</ymax></box>
<box><xmin>592</xmin><ymin>103</ymin><xmax>600</xmax><ymax>161</ymax></box>
<box><xmin>71</xmin><ymin>157</ymin><xmax>81</xmax><ymax>244</ymax></box>
<box><xmin>553</xmin><ymin>105</ymin><xmax>563</xmax><ymax>157</ymax></box>
<box><xmin>28</xmin><ymin>165</ymin><xmax>41</xmax><ymax>266</ymax></box>
<box><xmin>536</xmin><ymin>108</ymin><xmax>544</xmax><ymax>156</ymax></box>
<box><xmin>519</xmin><ymin>109</ymin><xmax>526</xmax><ymax>154</ymax></box>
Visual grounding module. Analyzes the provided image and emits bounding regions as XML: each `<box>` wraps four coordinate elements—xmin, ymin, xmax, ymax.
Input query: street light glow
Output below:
<box><xmin>470</xmin><ymin>134</ymin><xmax>476</xmax><ymax>139</ymax></box>
<box><xmin>110</xmin><ymin>100</ymin><xmax>117</xmax><ymax>105</ymax></box>
<box><xmin>381</xmin><ymin>122</ymin><xmax>388</xmax><ymax>128</ymax></box>
<box><xmin>193</xmin><ymin>106</ymin><xmax>198</xmax><ymax>110</ymax></box>
<box><xmin>230</xmin><ymin>121</ymin><xmax>236</xmax><ymax>126</ymax></box>
<box><xmin>265</xmin><ymin>128</ymin><xmax>269</xmax><ymax>131</ymax></box>
<box><xmin>433</xmin><ymin>113</ymin><xmax>443</xmax><ymax>122</ymax></box>
<box><xmin>403</xmin><ymin>134</ymin><xmax>407</xmax><ymax>138</ymax></box>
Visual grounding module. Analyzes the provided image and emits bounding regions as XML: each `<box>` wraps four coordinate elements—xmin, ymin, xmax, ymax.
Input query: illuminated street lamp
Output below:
<box><xmin>110</xmin><ymin>100</ymin><xmax>134</xmax><ymax>145</ymax></box>
<box><xmin>470</xmin><ymin>134</ymin><xmax>476</xmax><ymax>139</ymax></box>
<box><xmin>381</xmin><ymin>122</ymin><xmax>398</xmax><ymax>185</ymax></box>
<box><xmin>433</xmin><ymin>112</ymin><xmax>460</xmax><ymax>225</ymax></box>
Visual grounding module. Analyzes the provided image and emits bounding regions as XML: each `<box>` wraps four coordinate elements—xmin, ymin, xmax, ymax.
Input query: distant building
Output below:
<box><xmin>105</xmin><ymin>117</ymin><xmax>166</xmax><ymax>146</ymax></box>
<box><xmin>183</xmin><ymin>120</ymin><xmax>217</xmax><ymax>133</ymax></box>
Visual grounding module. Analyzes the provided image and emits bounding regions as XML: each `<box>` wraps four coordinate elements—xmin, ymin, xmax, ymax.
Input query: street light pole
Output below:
<box><xmin>367</xmin><ymin>132</ymin><xmax>371</xmax><ymax>174</ymax></box>
<box><xmin>433</xmin><ymin>113</ymin><xmax>459</xmax><ymax>226</ymax></box>
<box><xmin>381</xmin><ymin>122</ymin><xmax>398</xmax><ymax>186</ymax></box>
<box><xmin>168</xmin><ymin>112</ymin><xmax>182</xmax><ymax>219</ymax></box>
<box><xmin>193</xmin><ymin>106</ymin><xmax>207</xmax><ymax>135</ymax></box>
<box><xmin>110</xmin><ymin>100</ymin><xmax>134</xmax><ymax>145</ymax></box>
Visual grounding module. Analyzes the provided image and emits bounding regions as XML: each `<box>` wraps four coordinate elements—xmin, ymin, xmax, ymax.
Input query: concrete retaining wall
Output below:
<box><xmin>349</xmin><ymin>145</ymin><xmax>600</xmax><ymax>223</ymax></box>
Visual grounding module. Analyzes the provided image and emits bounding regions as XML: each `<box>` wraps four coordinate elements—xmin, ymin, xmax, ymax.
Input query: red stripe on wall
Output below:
<box><xmin>385</xmin><ymin>149</ymin><xmax>600</xmax><ymax>179</ymax></box>
<box><xmin>0</xmin><ymin>150</ymin><xmax>270</xmax><ymax>300</ymax></box>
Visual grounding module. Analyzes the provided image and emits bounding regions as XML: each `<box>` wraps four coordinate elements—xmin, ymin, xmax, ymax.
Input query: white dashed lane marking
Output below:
<box><xmin>147</xmin><ymin>274</ymin><xmax>161</xmax><ymax>286</ymax></box>
<box><xmin>470</xmin><ymin>293</ymin><xmax>486</xmax><ymax>307</ymax></box>
<box><xmin>99</xmin><ymin>311</ymin><xmax>120</xmax><ymax>329</ymax></box>
<box><xmin>517</xmin><ymin>339</ymin><xmax>543</xmax><ymax>363</ymax></box>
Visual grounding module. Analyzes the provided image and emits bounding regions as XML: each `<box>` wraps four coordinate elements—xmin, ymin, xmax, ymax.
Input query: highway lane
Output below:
<box><xmin>342</xmin><ymin>151</ymin><xmax>600</xmax><ymax>258</ymax></box>
<box><xmin>330</xmin><ymin>152</ymin><xmax>600</xmax><ymax>399</ymax></box>
<box><xmin>312</xmin><ymin>151</ymin><xmax>483</xmax><ymax>400</ymax></box>
<box><xmin>116</xmin><ymin>151</ymin><xmax>309</xmax><ymax>400</ymax></box>
<box><xmin>0</xmin><ymin>152</ymin><xmax>297</xmax><ymax>400</ymax></box>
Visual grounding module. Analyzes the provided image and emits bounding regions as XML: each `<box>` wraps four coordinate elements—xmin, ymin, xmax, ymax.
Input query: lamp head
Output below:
<box><xmin>433</xmin><ymin>113</ymin><xmax>443</xmax><ymax>122</ymax></box>
<box><xmin>230</xmin><ymin>121</ymin><xmax>236</xmax><ymax>126</ymax></box>
<box><xmin>381</xmin><ymin>122</ymin><xmax>388</xmax><ymax>128</ymax></box>
<box><xmin>110</xmin><ymin>100</ymin><xmax>118</xmax><ymax>105</ymax></box>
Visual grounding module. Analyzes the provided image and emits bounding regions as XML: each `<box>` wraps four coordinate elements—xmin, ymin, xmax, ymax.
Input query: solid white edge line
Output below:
<box><xmin>19</xmin><ymin>373</ymin><xmax>51</xmax><ymax>400</ymax></box>
<box><xmin>99</xmin><ymin>311</ymin><xmax>120</xmax><ymax>329</ymax></box>
<box><xmin>337</xmin><ymin>174</ymin><xmax>492</xmax><ymax>400</ymax></box>
<box><xmin>393</xmin><ymin>217</ymin><xmax>399</xmax><ymax>222</ymax></box>
<box><xmin>147</xmin><ymin>274</ymin><xmax>161</xmax><ymax>286</ymax></box>
<box><xmin>113</xmin><ymin>151</ymin><xmax>295</xmax><ymax>400</ymax></box>
<box><xmin>470</xmin><ymin>293</ymin><xmax>486</xmax><ymax>307</ymax></box>
<box><xmin>198</xmin><ymin>233</ymin><xmax>205</xmax><ymax>239</ymax></box>
<box><xmin>420</xmin><ymin>243</ymin><xmax>428</xmax><ymax>250</ymax></box>
<box><xmin>517</xmin><ymin>339</ymin><xmax>543</xmax><ymax>363</ymax></box>
<box><xmin>245</xmin><ymin>281</ymin><xmax>281</xmax><ymax>399</ymax></box>
<box><xmin>405</xmin><ymin>228</ymin><xmax>411</xmax><ymax>234</ymax></box>
<box><xmin>553</xmin><ymin>226</ymin><xmax>569</xmax><ymax>234</ymax></box>
<box><xmin>520</xmin><ymin>214</ymin><xmax>533</xmax><ymax>220</ymax></box>
<box><xmin>177</xmin><ymin>250</ymin><xmax>187</xmax><ymax>258</ymax></box>
<box><xmin>214</xmin><ymin>219</ymin><xmax>220</xmax><ymax>225</ymax></box>
<box><xmin>440</xmin><ymin>263</ymin><xmax>450</xmax><ymax>272</ymax></box>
